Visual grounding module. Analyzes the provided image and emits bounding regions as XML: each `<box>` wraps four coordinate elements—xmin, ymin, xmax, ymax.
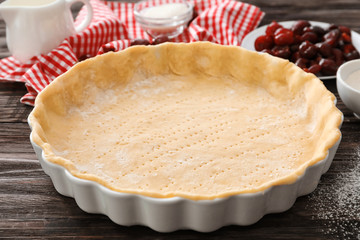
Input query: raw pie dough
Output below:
<box><xmin>29</xmin><ymin>42</ymin><xmax>342</xmax><ymax>200</ymax></box>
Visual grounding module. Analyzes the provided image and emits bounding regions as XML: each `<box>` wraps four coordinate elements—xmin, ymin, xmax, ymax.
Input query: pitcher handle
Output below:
<box><xmin>66</xmin><ymin>0</ymin><xmax>94</xmax><ymax>33</ymax></box>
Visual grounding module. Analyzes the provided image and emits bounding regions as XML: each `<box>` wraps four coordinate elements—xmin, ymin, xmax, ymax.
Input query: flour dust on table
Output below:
<box><xmin>306</xmin><ymin>146</ymin><xmax>360</xmax><ymax>240</ymax></box>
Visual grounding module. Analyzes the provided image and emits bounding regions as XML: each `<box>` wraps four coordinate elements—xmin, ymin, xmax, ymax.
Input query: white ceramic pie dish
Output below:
<box><xmin>29</xmin><ymin>126</ymin><xmax>341</xmax><ymax>232</ymax></box>
<box><xmin>27</xmin><ymin>42</ymin><xmax>344</xmax><ymax>232</ymax></box>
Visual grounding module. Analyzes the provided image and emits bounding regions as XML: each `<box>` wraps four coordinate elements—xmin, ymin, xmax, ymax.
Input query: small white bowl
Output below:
<box><xmin>337</xmin><ymin>59</ymin><xmax>360</xmax><ymax>118</ymax></box>
<box><xmin>134</xmin><ymin>0</ymin><xmax>193</xmax><ymax>39</ymax></box>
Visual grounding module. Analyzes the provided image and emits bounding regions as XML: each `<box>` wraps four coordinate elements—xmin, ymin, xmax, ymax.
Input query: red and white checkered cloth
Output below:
<box><xmin>0</xmin><ymin>0</ymin><xmax>264</xmax><ymax>106</ymax></box>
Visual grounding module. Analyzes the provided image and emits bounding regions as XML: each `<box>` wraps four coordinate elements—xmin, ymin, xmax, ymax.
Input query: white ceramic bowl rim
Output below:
<box><xmin>337</xmin><ymin>59</ymin><xmax>360</xmax><ymax>95</ymax></box>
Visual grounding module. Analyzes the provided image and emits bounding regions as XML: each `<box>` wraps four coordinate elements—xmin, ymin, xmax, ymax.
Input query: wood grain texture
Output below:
<box><xmin>1</xmin><ymin>0</ymin><xmax>360</xmax><ymax>239</ymax></box>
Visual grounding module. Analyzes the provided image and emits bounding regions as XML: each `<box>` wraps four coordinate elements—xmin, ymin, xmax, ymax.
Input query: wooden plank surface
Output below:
<box><xmin>1</xmin><ymin>0</ymin><xmax>360</xmax><ymax>239</ymax></box>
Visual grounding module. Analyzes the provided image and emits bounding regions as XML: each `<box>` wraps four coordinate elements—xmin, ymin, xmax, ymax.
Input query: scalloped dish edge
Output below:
<box><xmin>29</xmin><ymin>129</ymin><xmax>341</xmax><ymax>232</ymax></box>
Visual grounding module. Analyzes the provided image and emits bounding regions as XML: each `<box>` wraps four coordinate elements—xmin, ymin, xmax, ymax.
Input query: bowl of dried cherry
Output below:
<box><xmin>241</xmin><ymin>20</ymin><xmax>360</xmax><ymax>80</ymax></box>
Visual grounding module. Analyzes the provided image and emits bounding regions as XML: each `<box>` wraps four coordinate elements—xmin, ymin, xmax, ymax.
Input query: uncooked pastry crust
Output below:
<box><xmin>29</xmin><ymin>42</ymin><xmax>343</xmax><ymax>200</ymax></box>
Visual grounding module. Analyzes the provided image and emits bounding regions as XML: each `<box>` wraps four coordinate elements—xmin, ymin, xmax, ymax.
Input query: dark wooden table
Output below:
<box><xmin>1</xmin><ymin>0</ymin><xmax>360</xmax><ymax>239</ymax></box>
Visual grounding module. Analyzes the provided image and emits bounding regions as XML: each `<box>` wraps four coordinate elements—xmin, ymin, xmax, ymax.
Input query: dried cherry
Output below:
<box><xmin>339</xmin><ymin>25</ymin><xmax>351</xmax><ymax>35</ymax></box>
<box><xmin>341</xmin><ymin>32</ymin><xmax>352</xmax><ymax>43</ymax></box>
<box><xmin>319</xmin><ymin>58</ymin><xmax>337</xmax><ymax>75</ymax></box>
<box><xmin>255</xmin><ymin>35</ymin><xmax>274</xmax><ymax>51</ymax></box>
<box><xmin>332</xmin><ymin>48</ymin><xmax>344</xmax><ymax>66</ymax></box>
<box><xmin>291</xmin><ymin>20</ymin><xmax>310</xmax><ymax>35</ymax></box>
<box><xmin>290</xmin><ymin>44</ymin><xmax>300</xmax><ymax>52</ymax></box>
<box><xmin>152</xmin><ymin>36</ymin><xmax>169</xmax><ymax>45</ymax></box>
<box><xmin>102</xmin><ymin>46</ymin><xmax>116</xmax><ymax>53</ymax></box>
<box><xmin>291</xmin><ymin>51</ymin><xmax>301</xmax><ymax>62</ymax></box>
<box><xmin>305</xmin><ymin>64</ymin><xmax>322</xmax><ymax>74</ymax></box>
<box><xmin>344</xmin><ymin>50</ymin><xmax>360</xmax><ymax>61</ymax></box>
<box><xmin>299</xmin><ymin>41</ymin><xmax>317</xmax><ymax>59</ymax></box>
<box><xmin>295</xmin><ymin>58</ymin><xmax>308</xmax><ymax>69</ymax></box>
<box><xmin>261</xmin><ymin>49</ymin><xmax>273</xmax><ymax>55</ymax></box>
<box><xmin>301</xmin><ymin>32</ymin><xmax>318</xmax><ymax>43</ymax></box>
<box><xmin>343</xmin><ymin>44</ymin><xmax>356</xmax><ymax>54</ymax></box>
<box><xmin>78</xmin><ymin>54</ymin><xmax>92</xmax><ymax>62</ymax></box>
<box><xmin>310</xmin><ymin>26</ymin><xmax>326</xmax><ymax>36</ymax></box>
<box><xmin>323</xmin><ymin>29</ymin><xmax>341</xmax><ymax>47</ymax></box>
<box><xmin>274</xmin><ymin>28</ymin><xmax>294</xmax><ymax>45</ymax></box>
<box><xmin>130</xmin><ymin>39</ymin><xmax>151</xmax><ymax>46</ymax></box>
<box><xmin>327</xmin><ymin>24</ymin><xmax>338</xmax><ymax>31</ymax></box>
<box><xmin>272</xmin><ymin>45</ymin><xmax>291</xmax><ymax>59</ymax></box>
<box><xmin>316</xmin><ymin>42</ymin><xmax>333</xmax><ymax>57</ymax></box>
<box><xmin>266</xmin><ymin>21</ymin><xmax>282</xmax><ymax>36</ymax></box>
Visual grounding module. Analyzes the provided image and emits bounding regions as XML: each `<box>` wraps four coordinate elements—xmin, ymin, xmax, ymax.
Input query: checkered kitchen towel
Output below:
<box><xmin>0</xmin><ymin>0</ymin><xmax>264</xmax><ymax>106</ymax></box>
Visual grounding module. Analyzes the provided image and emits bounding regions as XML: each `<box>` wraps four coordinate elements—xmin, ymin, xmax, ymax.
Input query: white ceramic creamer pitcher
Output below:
<box><xmin>0</xmin><ymin>0</ymin><xmax>93</xmax><ymax>63</ymax></box>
